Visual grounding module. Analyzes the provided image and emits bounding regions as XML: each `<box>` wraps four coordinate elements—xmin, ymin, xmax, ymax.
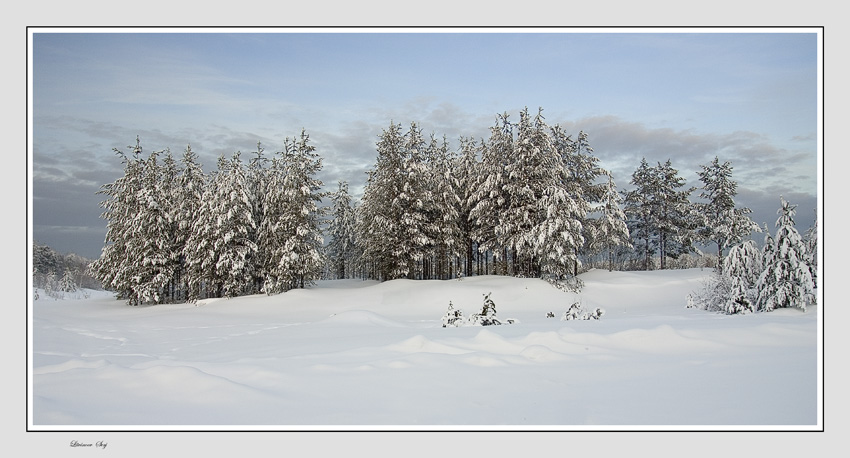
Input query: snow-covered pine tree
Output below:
<box><xmin>591</xmin><ymin>171</ymin><xmax>631</xmax><ymax>271</ymax></box>
<box><xmin>185</xmin><ymin>152</ymin><xmax>258</xmax><ymax>299</ymax></box>
<box><xmin>279</xmin><ymin>129</ymin><xmax>326</xmax><ymax>290</ymax></box>
<box><xmin>520</xmin><ymin>117</ymin><xmax>585</xmax><ymax>282</ymax></box>
<box><xmin>560</xmin><ymin>129</ymin><xmax>605</xmax><ymax>276</ymax></box>
<box><xmin>90</xmin><ymin>137</ymin><xmax>147</xmax><ymax>304</ymax></box>
<box><xmin>426</xmin><ymin>134</ymin><xmax>463</xmax><ymax>279</ymax></box>
<box><xmin>396</xmin><ymin>122</ymin><xmax>435</xmax><ymax>279</ymax></box>
<box><xmin>804</xmin><ymin>210</ymin><xmax>818</xmax><ymax>289</ymax></box>
<box><xmin>129</xmin><ymin>147</ymin><xmax>178</xmax><ymax>304</ymax></box>
<box><xmin>652</xmin><ymin>159</ymin><xmax>697</xmax><ymax>270</ymax></box>
<box><xmin>696</xmin><ymin>157</ymin><xmax>760</xmax><ymax>273</ymax></box>
<box><xmin>756</xmin><ymin>197</ymin><xmax>815</xmax><ymax>312</ymax></box>
<box><xmin>357</xmin><ymin>121</ymin><xmax>408</xmax><ymax>280</ymax></box>
<box><xmin>173</xmin><ymin>145</ymin><xmax>206</xmax><ymax>301</ymax></box>
<box><xmin>60</xmin><ymin>268</ymin><xmax>78</xmax><ymax>293</ymax></box>
<box><xmin>326</xmin><ymin>180</ymin><xmax>358</xmax><ymax>280</ymax></box>
<box><xmin>500</xmin><ymin>108</ymin><xmax>556</xmax><ymax>276</ymax></box>
<box><xmin>247</xmin><ymin>142</ymin><xmax>269</xmax><ymax>293</ymax></box>
<box><xmin>455</xmin><ymin>136</ymin><xmax>481</xmax><ymax>277</ymax></box>
<box><xmin>623</xmin><ymin>158</ymin><xmax>658</xmax><ymax>271</ymax></box>
<box><xmin>469</xmin><ymin>113</ymin><xmax>513</xmax><ymax>275</ymax></box>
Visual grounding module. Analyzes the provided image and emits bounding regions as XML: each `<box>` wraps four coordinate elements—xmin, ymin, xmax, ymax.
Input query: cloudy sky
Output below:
<box><xmin>29</xmin><ymin>28</ymin><xmax>820</xmax><ymax>259</ymax></box>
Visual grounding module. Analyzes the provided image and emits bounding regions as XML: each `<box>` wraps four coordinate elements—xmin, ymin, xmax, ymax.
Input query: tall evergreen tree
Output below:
<box><xmin>130</xmin><ymin>147</ymin><xmax>177</xmax><ymax>304</ymax></box>
<box><xmin>623</xmin><ymin>158</ymin><xmax>658</xmax><ymax>270</ymax></box>
<box><xmin>280</xmin><ymin>129</ymin><xmax>326</xmax><ymax>289</ymax></box>
<box><xmin>696</xmin><ymin>157</ymin><xmax>759</xmax><ymax>272</ymax></box>
<box><xmin>653</xmin><ymin>159</ymin><xmax>696</xmax><ymax>269</ymax></box>
<box><xmin>90</xmin><ymin>137</ymin><xmax>147</xmax><ymax>304</ymax></box>
<box><xmin>591</xmin><ymin>172</ymin><xmax>631</xmax><ymax>271</ymax></box>
<box><xmin>185</xmin><ymin>152</ymin><xmax>257</xmax><ymax>298</ymax></box>
<box><xmin>358</xmin><ymin>121</ymin><xmax>407</xmax><ymax>280</ymax></box>
<box><xmin>426</xmin><ymin>134</ymin><xmax>463</xmax><ymax>279</ymax></box>
<box><xmin>455</xmin><ymin>136</ymin><xmax>480</xmax><ymax>277</ymax></box>
<box><xmin>174</xmin><ymin>145</ymin><xmax>206</xmax><ymax>300</ymax></box>
<box><xmin>469</xmin><ymin>113</ymin><xmax>513</xmax><ymax>275</ymax></box>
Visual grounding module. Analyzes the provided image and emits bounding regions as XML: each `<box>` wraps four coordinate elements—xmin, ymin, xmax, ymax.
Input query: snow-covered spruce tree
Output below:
<box><xmin>90</xmin><ymin>137</ymin><xmax>147</xmax><ymax>303</ymax></box>
<box><xmin>467</xmin><ymin>292</ymin><xmax>502</xmax><ymax>326</ymax></box>
<box><xmin>259</xmin><ymin>130</ymin><xmax>325</xmax><ymax>293</ymax></box>
<box><xmin>454</xmin><ymin>136</ymin><xmax>481</xmax><ymax>277</ymax></box>
<box><xmin>185</xmin><ymin>152</ymin><xmax>258</xmax><ymax>299</ymax></box>
<box><xmin>529</xmin><ymin>123</ymin><xmax>586</xmax><ymax>285</ymax></box>
<box><xmin>357</xmin><ymin>121</ymin><xmax>408</xmax><ymax>280</ymax></box>
<box><xmin>652</xmin><ymin>159</ymin><xmax>697</xmax><ymax>270</ymax></box>
<box><xmin>280</xmin><ymin>130</ymin><xmax>326</xmax><ymax>290</ymax></box>
<box><xmin>326</xmin><ymin>180</ymin><xmax>358</xmax><ymax>280</ymax></box>
<box><xmin>426</xmin><ymin>134</ymin><xmax>464</xmax><ymax>279</ymax></box>
<box><xmin>173</xmin><ymin>145</ymin><xmax>206</xmax><ymax>301</ymax></box>
<box><xmin>590</xmin><ymin>172</ymin><xmax>631</xmax><ymax>271</ymax></box>
<box><xmin>756</xmin><ymin>197</ymin><xmax>815</xmax><ymax>312</ymax></box>
<box><xmin>441</xmin><ymin>301</ymin><xmax>464</xmax><ymax>327</ymax></box>
<box><xmin>804</xmin><ymin>210</ymin><xmax>818</xmax><ymax>288</ymax></box>
<box><xmin>696</xmin><ymin>157</ymin><xmax>760</xmax><ymax>273</ymax></box>
<box><xmin>500</xmin><ymin>107</ymin><xmax>557</xmax><ymax>277</ymax></box>
<box><xmin>60</xmin><ymin>269</ymin><xmax>78</xmax><ymax>293</ymax></box>
<box><xmin>128</xmin><ymin>148</ymin><xmax>178</xmax><ymax>304</ymax></box>
<box><xmin>469</xmin><ymin>113</ymin><xmax>513</xmax><ymax>275</ymax></box>
<box><xmin>247</xmin><ymin>142</ymin><xmax>270</xmax><ymax>293</ymax></box>
<box><xmin>623</xmin><ymin>158</ymin><xmax>658</xmax><ymax>271</ymax></box>
<box><xmin>396</xmin><ymin>122</ymin><xmax>435</xmax><ymax>279</ymax></box>
<box><xmin>567</xmin><ymin>130</ymin><xmax>607</xmax><ymax>275</ymax></box>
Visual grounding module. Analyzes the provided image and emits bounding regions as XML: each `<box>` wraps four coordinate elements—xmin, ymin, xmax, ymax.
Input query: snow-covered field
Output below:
<box><xmin>29</xmin><ymin>268</ymin><xmax>820</xmax><ymax>430</ymax></box>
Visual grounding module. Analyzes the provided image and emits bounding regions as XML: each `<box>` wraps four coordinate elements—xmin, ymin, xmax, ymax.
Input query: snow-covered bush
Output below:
<box><xmin>561</xmin><ymin>302</ymin><xmax>605</xmax><ymax>320</ymax></box>
<box><xmin>467</xmin><ymin>293</ymin><xmax>501</xmax><ymax>326</ymax></box>
<box><xmin>442</xmin><ymin>293</ymin><xmax>516</xmax><ymax>327</ymax></box>
<box><xmin>441</xmin><ymin>301</ymin><xmax>465</xmax><ymax>327</ymax></box>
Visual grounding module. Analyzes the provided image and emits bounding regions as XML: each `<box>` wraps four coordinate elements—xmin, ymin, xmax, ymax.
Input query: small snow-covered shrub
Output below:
<box><xmin>441</xmin><ymin>293</ymin><xmax>516</xmax><ymax>327</ymax></box>
<box><xmin>561</xmin><ymin>302</ymin><xmax>605</xmax><ymax>320</ymax></box>
<box><xmin>441</xmin><ymin>301</ymin><xmax>465</xmax><ymax>327</ymax></box>
<box><xmin>467</xmin><ymin>293</ymin><xmax>501</xmax><ymax>326</ymax></box>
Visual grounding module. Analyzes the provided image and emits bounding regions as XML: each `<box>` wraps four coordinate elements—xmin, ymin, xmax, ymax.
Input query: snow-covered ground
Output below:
<box><xmin>29</xmin><ymin>268</ymin><xmax>820</xmax><ymax>430</ymax></box>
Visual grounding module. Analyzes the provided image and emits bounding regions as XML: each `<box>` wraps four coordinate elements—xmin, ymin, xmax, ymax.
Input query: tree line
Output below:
<box><xmin>89</xmin><ymin>106</ymin><xmax>815</xmax><ymax>305</ymax></box>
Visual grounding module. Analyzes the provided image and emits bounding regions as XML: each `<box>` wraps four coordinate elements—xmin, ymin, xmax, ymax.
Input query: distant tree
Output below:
<box><xmin>623</xmin><ymin>158</ymin><xmax>658</xmax><ymax>270</ymax></box>
<box><xmin>696</xmin><ymin>157</ymin><xmax>759</xmax><ymax>272</ymax></box>
<box><xmin>326</xmin><ymin>181</ymin><xmax>358</xmax><ymax>280</ymax></box>
<box><xmin>59</xmin><ymin>269</ymin><xmax>78</xmax><ymax>293</ymax></box>
<box><xmin>804</xmin><ymin>210</ymin><xmax>818</xmax><ymax>287</ymax></box>
<box><xmin>652</xmin><ymin>159</ymin><xmax>697</xmax><ymax>269</ymax></box>
<box><xmin>756</xmin><ymin>197</ymin><xmax>815</xmax><ymax>312</ymax></box>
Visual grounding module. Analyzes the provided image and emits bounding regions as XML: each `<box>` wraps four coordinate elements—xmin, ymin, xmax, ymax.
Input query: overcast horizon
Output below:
<box><xmin>29</xmin><ymin>28</ymin><xmax>821</xmax><ymax>260</ymax></box>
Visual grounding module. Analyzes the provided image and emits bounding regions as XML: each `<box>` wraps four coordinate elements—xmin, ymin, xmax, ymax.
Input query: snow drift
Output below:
<box><xmin>29</xmin><ymin>268</ymin><xmax>819</xmax><ymax>429</ymax></box>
